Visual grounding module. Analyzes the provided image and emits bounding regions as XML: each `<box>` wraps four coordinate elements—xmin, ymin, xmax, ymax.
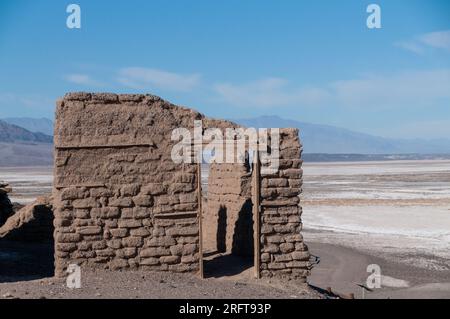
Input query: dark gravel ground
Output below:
<box><xmin>0</xmin><ymin>241</ymin><xmax>323</xmax><ymax>299</ymax></box>
<box><xmin>0</xmin><ymin>269</ymin><xmax>323</xmax><ymax>299</ymax></box>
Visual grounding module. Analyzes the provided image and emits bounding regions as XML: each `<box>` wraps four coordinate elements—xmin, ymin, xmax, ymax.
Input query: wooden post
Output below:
<box><xmin>253</xmin><ymin>150</ymin><xmax>261</xmax><ymax>279</ymax></box>
<box><xmin>197</xmin><ymin>163</ymin><xmax>204</xmax><ymax>279</ymax></box>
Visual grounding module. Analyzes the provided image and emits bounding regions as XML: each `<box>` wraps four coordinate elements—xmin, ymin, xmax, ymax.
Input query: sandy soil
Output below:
<box><xmin>0</xmin><ymin>271</ymin><xmax>323</xmax><ymax>299</ymax></box>
<box><xmin>301</xmin><ymin>160</ymin><xmax>450</xmax><ymax>299</ymax></box>
<box><xmin>2</xmin><ymin>241</ymin><xmax>448</xmax><ymax>299</ymax></box>
<box><xmin>0</xmin><ymin>241</ymin><xmax>321</xmax><ymax>300</ymax></box>
<box><xmin>307</xmin><ymin>242</ymin><xmax>450</xmax><ymax>299</ymax></box>
<box><xmin>0</xmin><ymin>245</ymin><xmax>321</xmax><ymax>300</ymax></box>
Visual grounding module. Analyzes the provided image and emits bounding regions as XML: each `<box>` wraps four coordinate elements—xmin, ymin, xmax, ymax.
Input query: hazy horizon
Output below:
<box><xmin>3</xmin><ymin>111</ymin><xmax>450</xmax><ymax>143</ymax></box>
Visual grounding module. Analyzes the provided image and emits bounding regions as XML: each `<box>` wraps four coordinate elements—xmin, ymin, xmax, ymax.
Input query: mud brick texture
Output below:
<box><xmin>204</xmin><ymin>163</ymin><xmax>253</xmax><ymax>256</ymax></box>
<box><xmin>259</xmin><ymin>129</ymin><xmax>310</xmax><ymax>281</ymax></box>
<box><xmin>53</xmin><ymin>93</ymin><xmax>203</xmax><ymax>276</ymax></box>
<box><xmin>52</xmin><ymin>92</ymin><xmax>309</xmax><ymax>281</ymax></box>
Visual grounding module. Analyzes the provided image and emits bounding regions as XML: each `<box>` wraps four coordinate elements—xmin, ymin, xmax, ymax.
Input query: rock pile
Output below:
<box><xmin>0</xmin><ymin>195</ymin><xmax>54</xmax><ymax>242</ymax></box>
<box><xmin>0</xmin><ymin>181</ymin><xmax>14</xmax><ymax>226</ymax></box>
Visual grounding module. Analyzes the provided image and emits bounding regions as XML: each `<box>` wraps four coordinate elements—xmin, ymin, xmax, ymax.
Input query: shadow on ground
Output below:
<box><xmin>0</xmin><ymin>241</ymin><xmax>54</xmax><ymax>283</ymax></box>
<box><xmin>204</xmin><ymin>252</ymin><xmax>253</xmax><ymax>278</ymax></box>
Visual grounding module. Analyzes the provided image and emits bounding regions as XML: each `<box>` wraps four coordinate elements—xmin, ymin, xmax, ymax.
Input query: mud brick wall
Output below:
<box><xmin>53</xmin><ymin>93</ymin><xmax>203</xmax><ymax>276</ymax></box>
<box><xmin>259</xmin><ymin>129</ymin><xmax>310</xmax><ymax>281</ymax></box>
<box><xmin>204</xmin><ymin>163</ymin><xmax>253</xmax><ymax>256</ymax></box>
<box><xmin>53</xmin><ymin>92</ymin><xmax>309</xmax><ymax>282</ymax></box>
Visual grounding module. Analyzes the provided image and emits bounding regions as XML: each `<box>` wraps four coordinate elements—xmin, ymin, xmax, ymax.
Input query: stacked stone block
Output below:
<box><xmin>54</xmin><ymin>181</ymin><xmax>199</xmax><ymax>275</ymax></box>
<box><xmin>259</xmin><ymin>128</ymin><xmax>310</xmax><ymax>281</ymax></box>
<box><xmin>53</xmin><ymin>93</ymin><xmax>202</xmax><ymax>276</ymax></box>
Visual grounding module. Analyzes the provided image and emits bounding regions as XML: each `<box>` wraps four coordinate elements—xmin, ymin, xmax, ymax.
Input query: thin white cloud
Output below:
<box><xmin>397</xmin><ymin>30</ymin><xmax>450</xmax><ymax>54</ymax></box>
<box><xmin>395</xmin><ymin>41</ymin><xmax>425</xmax><ymax>54</ymax></box>
<box><xmin>213</xmin><ymin>69</ymin><xmax>450</xmax><ymax>110</ymax></box>
<box><xmin>213</xmin><ymin>77</ymin><xmax>329</xmax><ymax>108</ymax></box>
<box><xmin>65</xmin><ymin>74</ymin><xmax>104</xmax><ymax>87</ymax></box>
<box><xmin>117</xmin><ymin>67</ymin><xmax>201</xmax><ymax>92</ymax></box>
<box><xmin>0</xmin><ymin>93</ymin><xmax>52</xmax><ymax>107</ymax></box>
<box><xmin>331</xmin><ymin>69</ymin><xmax>450</xmax><ymax>109</ymax></box>
<box><xmin>0</xmin><ymin>93</ymin><xmax>53</xmax><ymax>114</ymax></box>
<box><xmin>420</xmin><ymin>30</ymin><xmax>450</xmax><ymax>51</ymax></box>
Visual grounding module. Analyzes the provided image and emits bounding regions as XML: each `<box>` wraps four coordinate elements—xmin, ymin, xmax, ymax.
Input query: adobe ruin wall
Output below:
<box><xmin>52</xmin><ymin>92</ymin><xmax>310</xmax><ymax>281</ymax></box>
<box><xmin>259</xmin><ymin>129</ymin><xmax>310</xmax><ymax>280</ymax></box>
<box><xmin>53</xmin><ymin>93</ymin><xmax>202</xmax><ymax>276</ymax></box>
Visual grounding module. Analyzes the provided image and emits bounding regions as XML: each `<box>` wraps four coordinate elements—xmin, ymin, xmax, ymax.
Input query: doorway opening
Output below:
<box><xmin>200</xmin><ymin>157</ymin><xmax>257</xmax><ymax>279</ymax></box>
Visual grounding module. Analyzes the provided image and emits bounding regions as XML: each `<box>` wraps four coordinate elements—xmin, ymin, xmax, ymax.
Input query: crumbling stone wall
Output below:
<box><xmin>259</xmin><ymin>129</ymin><xmax>310</xmax><ymax>281</ymax></box>
<box><xmin>53</xmin><ymin>92</ymin><xmax>309</xmax><ymax>281</ymax></box>
<box><xmin>204</xmin><ymin>163</ymin><xmax>253</xmax><ymax>256</ymax></box>
<box><xmin>53</xmin><ymin>93</ymin><xmax>202</xmax><ymax>276</ymax></box>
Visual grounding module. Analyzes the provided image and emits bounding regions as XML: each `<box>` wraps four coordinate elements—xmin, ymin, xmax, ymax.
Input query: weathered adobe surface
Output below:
<box><xmin>259</xmin><ymin>129</ymin><xmax>310</xmax><ymax>281</ymax></box>
<box><xmin>204</xmin><ymin>129</ymin><xmax>310</xmax><ymax>280</ymax></box>
<box><xmin>0</xmin><ymin>195</ymin><xmax>54</xmax><ymax>242</ymax></box>
<box><xmin>0</xmin><ymin>181</ymin><xmax>14</xmax><ymax>227</ymax></box>
<box><xmin>53</xmin><ymin>92</ymin><xmax>310</xmax><ymax>281</ymax></box>
<box><xmin>53</xmin><ymin>93</ymin><xmax>217</xmax><ymax>276</ymax></box>
<box><xmin>204</xmin><ymin>163</ymin><xmax>253</xmax><ymax>256</ymax></box>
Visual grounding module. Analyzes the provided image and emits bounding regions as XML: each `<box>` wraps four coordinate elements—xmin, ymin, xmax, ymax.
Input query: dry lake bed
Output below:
<box><xmin>302</xmin><ymin>160</ymin><xmax>450</xmax><ymax>298</ymax></box>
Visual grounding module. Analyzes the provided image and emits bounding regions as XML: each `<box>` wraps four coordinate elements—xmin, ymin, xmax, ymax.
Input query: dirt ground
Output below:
<box><xmin>0</xmin><ymin>269</ymin><xmax>322</xmax><ymax>300</ymax></box>
<box><xmin>2</xmin><ymin>240</ymin><xmax>449</xmax><ymax>299</ymax></box>
<box><xmin>0</xmin><ymin>241</ymin><xmax>323</xmax><ymax>299</ymax></box>
<box><xmin>307</xmin><ymin>242</ymin><xmax>450</xmax><ymax>299</ymax></box>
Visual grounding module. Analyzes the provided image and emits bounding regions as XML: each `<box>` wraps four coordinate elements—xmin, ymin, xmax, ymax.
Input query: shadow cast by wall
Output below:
<box><xmin>204</xmin><ymin>253</ymin><xmax>253</xmax><ymax>278</ymax></box>
<box><xmin>216</xmin><ymin>205</ymin><xmax>227</xmax><ymax>253</ymax></box>
<box><xmin>0</xmin><ymin>241</ymin><xmax>54</xmax><ymax>283</ymax></box>
<box><xmin>0</xmin><ymin>204</ymin><xmax>55</xmax><ymax>283</ymax></box>
<box><xmin>205</xmin><ymin>200</ymin><xmax>254</xmax><ymax>278</ymax></box>
<box><xmin>232</xmin><ymin>199</ymin><xmax>254</xmax><ymax>257</ymax></box>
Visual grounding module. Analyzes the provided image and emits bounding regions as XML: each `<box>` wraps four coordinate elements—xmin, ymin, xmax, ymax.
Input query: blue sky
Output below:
<box><xmin>0</xmin><ymin>0</ymin><xmax>449</xmax><ymax>138</ymax></box>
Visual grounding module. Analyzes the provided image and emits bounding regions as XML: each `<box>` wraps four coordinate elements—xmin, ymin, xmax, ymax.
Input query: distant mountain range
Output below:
<box><xmin>0</xmin><ymin>119</ymin><xmax>53</xmax><ymax>167</ymax></box>
<box><xmin>2</xmin><ymin>117</ymin><xmax>54</xmax><ymax>136</ymax></box>
<box><xmin>0</xmin><ymin>120</ymin><xmax>52</xmax><ymax>144</ymax></box>
<box><xmin>0</xmin><ymin>115</ymin><xmax>449</xmax><ymax>166</ymax></box>
<box><xmin>234</xmin><ymin>116</ymin><xmax>450</xmax><ymax>154</ymax></box>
